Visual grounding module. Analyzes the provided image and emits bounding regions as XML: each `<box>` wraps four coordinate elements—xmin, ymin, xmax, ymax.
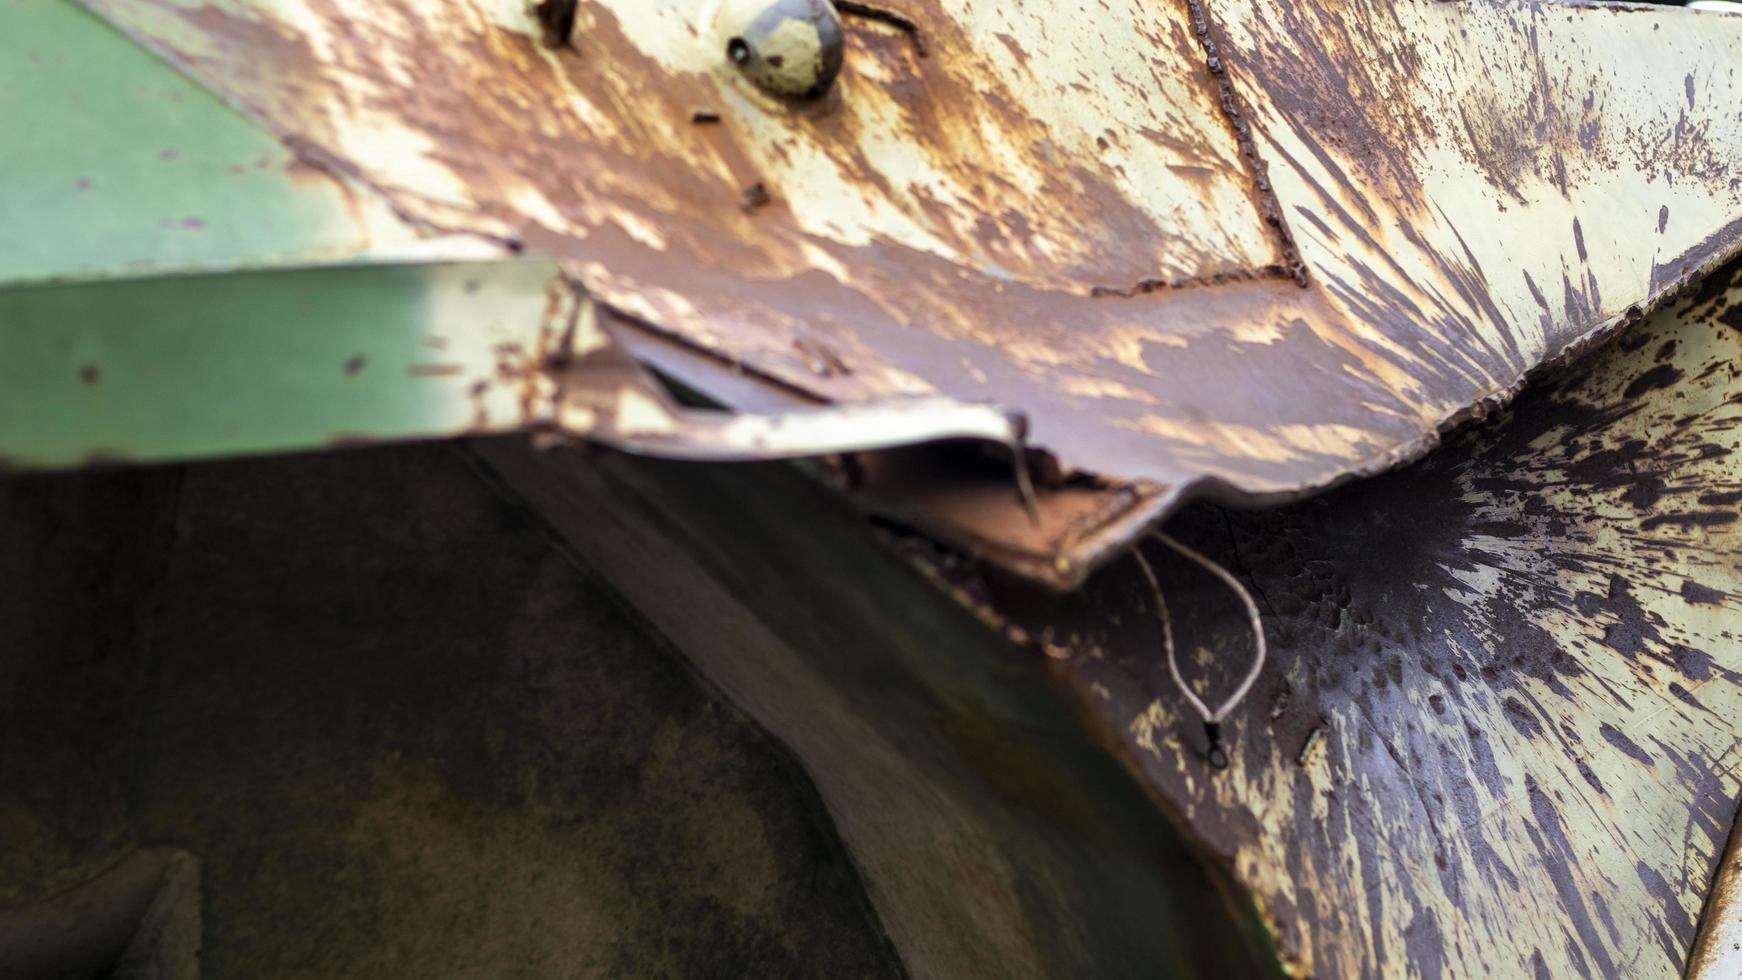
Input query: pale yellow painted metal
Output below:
<box><xmin>1217</xmin><ymin>0</ymin><xmax>1742</xmax><ymax>428</ymax></box>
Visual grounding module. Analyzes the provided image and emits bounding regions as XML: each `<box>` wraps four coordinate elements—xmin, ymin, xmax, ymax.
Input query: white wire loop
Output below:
<box><xmin>1131</xmin><ymin>532</ymin><xmax>1268</xmax><ymax>770</ymax></box>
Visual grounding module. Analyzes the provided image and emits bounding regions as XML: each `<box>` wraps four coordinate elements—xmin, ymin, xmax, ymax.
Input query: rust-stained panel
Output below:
<box><xmin>984</xmin><ymin>263</ymin><xmax>1742</xmax><ymax>976</ymax></box>
<box><xmin>79</xmin><ymin>0</ymin><xmax>1742</xmax><ymax>584</ymax></box>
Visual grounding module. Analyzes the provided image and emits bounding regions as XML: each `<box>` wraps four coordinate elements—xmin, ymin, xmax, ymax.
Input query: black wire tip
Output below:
<box><xmin>1204</xmin><ymin>721</ymin><xmax>1230</xmax><ymax>771</ymax></box>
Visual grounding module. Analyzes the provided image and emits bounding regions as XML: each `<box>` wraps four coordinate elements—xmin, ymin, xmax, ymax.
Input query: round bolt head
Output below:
<box><xmin>716</xmin><ymin>0</ymin><xmax>844</xmax><ymax>99</ymax></box>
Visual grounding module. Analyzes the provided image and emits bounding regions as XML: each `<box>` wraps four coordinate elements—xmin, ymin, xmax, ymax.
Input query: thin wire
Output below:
<box><xmin>1154</xmin><ymin>532</ymin><xmax>1266</xmax><ymax>723</ymax></box>
<box><xmin>1130</xmin><ymin>546</ymin><xmax>1194</xmax><ymax>716</ymax></box>
<box><xmin>1008</xmin><ymin>418</ymin><xmax>1040</xmax><ymax>526</ymax></box>
<box><xmin>1131</xmin><ymin>532</ymin><xmax>1269</xmax><ymax>769</ymax></box>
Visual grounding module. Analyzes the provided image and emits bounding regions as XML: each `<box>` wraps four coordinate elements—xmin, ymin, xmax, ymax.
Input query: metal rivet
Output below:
<box><xmin>716</xmin><ymin>0</ymin><xmax>844</xmax><ymax>99</ymax></box>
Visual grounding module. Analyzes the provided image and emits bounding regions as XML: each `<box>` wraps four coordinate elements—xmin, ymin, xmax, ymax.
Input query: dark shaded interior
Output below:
<box><xmin>0</xmin><ymin>445</ymin><xmax>903</xmax><ymax>979</ymax></box>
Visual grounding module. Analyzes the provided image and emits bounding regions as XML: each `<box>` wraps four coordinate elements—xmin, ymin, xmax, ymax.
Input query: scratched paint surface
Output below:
<box><xmin>1214</xmin><ymin>0</ymin><xmax>1742</xmax><ymax>435</ymax></box>
<box><xmin>75</xmin><ymin>0</ymin><xmax>1742</xmax><ymax>581</ymax></box>
<box><xmin>989</xmin><ymin>263</ymin><xmax>1742</xmax><ymax>976</ymax></box>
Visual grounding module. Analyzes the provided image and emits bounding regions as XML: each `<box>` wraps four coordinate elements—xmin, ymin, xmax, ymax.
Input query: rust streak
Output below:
<box><xmin>1183</xmin><ymin>0</ymin><xmax>1308</xmax><ymax>286</ymax></box>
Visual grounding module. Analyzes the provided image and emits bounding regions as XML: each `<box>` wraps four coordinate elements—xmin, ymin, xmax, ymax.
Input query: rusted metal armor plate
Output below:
<box><xmin>78</xmin><ymin>0</ymin><xmax>1742</xmax><ymax>584</ymax></box>
<box><xmin>985</xmin><ymin>262</ymin><xmax>1742</xmax><ymax>976</ymax></box>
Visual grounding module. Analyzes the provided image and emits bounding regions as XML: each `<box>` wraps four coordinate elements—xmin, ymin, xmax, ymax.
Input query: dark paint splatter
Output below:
<box><xmin>1680</xmin><ymin>579</ymin><xmax>1727</xmax><ymax>606</ymax></box>
<box><xmin>1503</xmin><ymin>697</ymin><xmax>1544</xmax><ymax>738</ymax></box>
<box><xmin>1637</xmin><ymin>860</ymin><xmax>1696</xmax><ymax>960</ymax></box>
<box><xmin>1599</xmin><ymin>723</ymin><xmax>1654</xmax><ymax>768</ymax></box>
<box><xmin>1623</xmin><ymin>364</ymin><xmax>1682</xmax><ymax>399</ymax></box>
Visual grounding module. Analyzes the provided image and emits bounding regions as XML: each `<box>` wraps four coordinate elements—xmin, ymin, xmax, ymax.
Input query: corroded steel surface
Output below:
<box><xmin>557</xmin><ymin>300</ymin><xmax>1030</xmax><ymax>465</ymax></box>
<box><xmin>76</xmin><ymin>0</ymin><xmax>1742</xmax><ymax>584</ymax></box>
<box><xmin>982</xmin><ymin>262</ymin><xmax>1742</xmax><ymax>975</ymax></box>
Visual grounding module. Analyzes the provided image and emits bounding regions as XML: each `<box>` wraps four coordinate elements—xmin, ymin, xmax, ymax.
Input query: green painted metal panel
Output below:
<box><xmin>0</xmin><ymin>259</ymin><xmax>568</xmax><ymax>470</ymax></box>
<box><xmin>0</xmin><ymin>0</ymin><xmax>461</xmax><ymax>286</ymax></box>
